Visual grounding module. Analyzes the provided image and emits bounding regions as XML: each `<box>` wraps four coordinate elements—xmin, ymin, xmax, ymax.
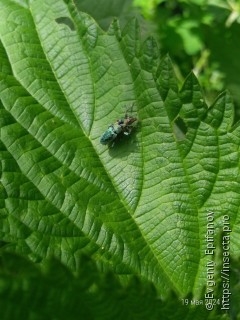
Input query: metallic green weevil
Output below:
<box><xmin>100</xmin><ymin>106</ymin><xmax>138</xmax><ymax>145</ymax></box>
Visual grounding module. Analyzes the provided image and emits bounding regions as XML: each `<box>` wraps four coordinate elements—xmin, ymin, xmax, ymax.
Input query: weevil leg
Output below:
<box><xmin>123</xmin><ymin>126</ymin><xmax>132</xmax><ymax>135</ymax></box>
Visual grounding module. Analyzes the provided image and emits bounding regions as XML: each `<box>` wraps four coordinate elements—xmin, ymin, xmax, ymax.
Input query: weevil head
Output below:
<box><xmin>125</xmin><ymin>116</ymin><xmax>138</xmax><ymax>126</ymax></box>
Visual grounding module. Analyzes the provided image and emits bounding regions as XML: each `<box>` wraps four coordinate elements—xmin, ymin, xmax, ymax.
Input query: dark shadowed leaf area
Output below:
<box><xmin>0</xmin><ymin>252</ymin><xmax>232</xmax><ymax>320</ymax></box>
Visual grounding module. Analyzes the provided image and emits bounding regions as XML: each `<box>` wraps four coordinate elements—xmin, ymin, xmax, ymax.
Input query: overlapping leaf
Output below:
<box><xmin>0</xmin><ymin>252</ymin><xmax>229</xmax><ymax>320</ymax></box>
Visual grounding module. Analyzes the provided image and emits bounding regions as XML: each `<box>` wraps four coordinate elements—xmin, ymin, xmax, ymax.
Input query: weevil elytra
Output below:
<box><xmin>100</xmin><ymin>106</ymin><xmax>138</xmax><ymax>145</ymax></box>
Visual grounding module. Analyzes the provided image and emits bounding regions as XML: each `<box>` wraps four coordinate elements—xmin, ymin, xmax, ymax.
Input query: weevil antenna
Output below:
<box><xmin>125</xmin><ymin>103</ymin><xmax>135</xmax><ymax>117</ymax></box>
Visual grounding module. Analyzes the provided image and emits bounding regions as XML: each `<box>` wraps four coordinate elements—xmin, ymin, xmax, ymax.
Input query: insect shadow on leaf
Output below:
<box><xmin>107</xmin><ymin>126</ymin><xmax>139</xmax><ymax>158</ymax></box>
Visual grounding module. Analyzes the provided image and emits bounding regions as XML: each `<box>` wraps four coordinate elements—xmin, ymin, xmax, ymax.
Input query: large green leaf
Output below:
<box><xmin>0</xmin><ymin>0</ymin><xmax>239</xmax><ymax>305</ymax></box>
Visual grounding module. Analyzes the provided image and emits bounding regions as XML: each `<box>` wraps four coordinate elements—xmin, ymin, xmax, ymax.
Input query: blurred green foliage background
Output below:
<box><xmin>78</xmin><ymin>0</ymin><xmax>240</xmax><ymax>120</ymax></box>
